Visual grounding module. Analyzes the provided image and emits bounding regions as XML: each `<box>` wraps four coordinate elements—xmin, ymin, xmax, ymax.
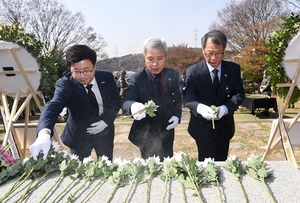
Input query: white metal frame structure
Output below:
<box><xmin>0</xmin><ymin>41</ymin><xmax>63</xmax><ymax>157</ymax></box>
<box><xmin>263</xmin><ymin>33</ymin><xmax>300</xmax><ymax>168</ymax></box>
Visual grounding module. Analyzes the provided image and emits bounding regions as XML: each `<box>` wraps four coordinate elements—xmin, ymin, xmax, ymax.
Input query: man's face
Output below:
<box><xmin>202</xmin><ymin>37</ymin><xmax>225</xmax><ymax>68</ymax></box>
<box><xmin>70</xmin><ymin>59</ymin><xmax>95</xmax><ymax>85</ymax></box>
<box><xmin>145</xmin><ymin>47</ymin><xmax>166</xmax><ymax>75</ymax></box>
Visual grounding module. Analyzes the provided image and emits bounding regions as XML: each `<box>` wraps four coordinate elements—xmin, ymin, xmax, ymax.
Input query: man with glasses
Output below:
<box><xmin>29</xmin><ymin>45</ymin><xmax>121</xmax><ymax>161</ymax></box>
<box><xmin>185</xmin><ymin>30</ymin><xmax>245</xmax><ymax>161</ymax></box>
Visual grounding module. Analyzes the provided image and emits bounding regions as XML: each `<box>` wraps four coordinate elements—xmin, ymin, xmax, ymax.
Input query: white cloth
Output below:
<box><xmin>197</xmin><ymin>103</ymin><xmax>216</xmax><ymax>120</ymax></box>
<box><xmin>86</xmin><ymin>120</ymin><xmax>108</xmax><ymax>134</ymax></box>
<box><xmin>166</xmin><ymin>116</ymin><xmax>179</xmax><ymax>130</ymax></box>
<box><xmin>216</xmin><ymin>105</ymin><xmax>227</xmax><ymax>120</ymax></box>
<box><xmin>29</xmin><ymin>134</ymin><xmax>51</xmax><ymax>160</ymax></box>
<box><xmin>131</xmin><ymin>102</ymin><xmax>146</xmax><ymax>120</ymax></box>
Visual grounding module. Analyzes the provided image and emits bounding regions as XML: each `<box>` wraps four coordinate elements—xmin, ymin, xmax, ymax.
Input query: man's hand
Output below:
<box><xmin>197</xmin><ymin>103</ymin><xmax>216</xmax><ymax>120</ymax></box>
<box><xmin>29</xmin><ymin>134</ymin><xmax>51</xmax><ymax>160</ymax></box>
<box><xmin>166</xmin><ymin>116</ymin><xmax>179</xmax><ymax>130</ymax></box>
<box><xmin>87</xmin><ymin>120</ymin><xmax>108</xmax><ymax>134</ymax></box>
<box><xmin>131</xmin><ymin>102</ymin><xmax>146</xmax><ymax>120</ymax></box>
<box><xmin>216</xmin><ymin>105</ymin><xmax>227</xmax><ymax>120</ymax></box>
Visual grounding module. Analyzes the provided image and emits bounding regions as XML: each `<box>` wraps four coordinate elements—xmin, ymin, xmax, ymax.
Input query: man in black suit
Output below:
<box><xmin>122</xmin><ymin>37</ymin><xmax>182</xmax><ymax>161</ymax></box>
<box><xmin>29</xmin><ymin>45</ymin><xmax>121</xmax><ymax>161</ymax></box>
<box><xmin>185</xmin><ymin>30</ymin><xmax>245</xmax><ymax>161</ymax></box>
<box><xmin>179</xmin><ymin>71</ymin><xmax>187</xmax><ymax>106</ymax></box>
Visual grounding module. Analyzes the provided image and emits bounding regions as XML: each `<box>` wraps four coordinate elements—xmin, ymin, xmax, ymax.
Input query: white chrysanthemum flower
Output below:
<box><xmin>83</xmin><ymin>156</ymin><xmax>94</xmax><ymax>164</ymax></box>
<box><xmin>203</xmin><ymin>157</ymin><xmax>214</xmax><ymax>167</ymax></box>
<box><xmin>51</xmin><ymin>141</ymin><xmax>61</xmax><ymax>152</ymax></box>
<box><xmin>173</xmin><ymin>151</ymin><xmax>185</xmax><ymax>162</ymax></box>
<box><xmin>61</xmin><ymin>150</ymin><xmax>69</xmax><ymax>158</ymax></box>
<box><xmin>247</xmin><ymin>154</ymin><xmax>259</xmax><ymax>162</ymax></box>
<box><xmin>228</xmin><ymin>155</ymin><xmax>237</xmax><ymax>161</ymax></box>
<box><xmin>146</xmin><ymin>156</ymin><xmax>161</xmax><ymax>164</ymax></box>
<box><xmin>70</xmin><ymin>154</ymin><xmax>79</xmax><ymax>160</ymax></box>
<box><xmin>113</xmin><ymin>157</ymin><xmax>122</xmax><ymax>165</ymax></box>
<box><xmin>163</xmin><ymin>156</ymin><xmax>173</xmax><ymax>162</ymax></box>
<box><xmin>196</xmin><ymin>160</ymin><xmax>202</xmax><ymax>167</ymax></box>
<box><xmin>23</xmin><ymin>157</ymin><xmax>30</xmax><ymax>165</ymax></box>
<box><xmin>113</xmin><ymin>157</ymin><xmax>130</xmax><ymax>166</ymax></box>
<box><xmin>133</xmin><ymin>157</ymin><xmax>146</xmax><ymax>166</ymax></box>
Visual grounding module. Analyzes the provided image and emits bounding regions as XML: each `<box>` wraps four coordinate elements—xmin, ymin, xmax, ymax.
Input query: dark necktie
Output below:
<box><xmin>86</xmin><ymin>84</ymin><xmax>99</xmax><ymax>113</ymax></box>
<box><xmin>213</xmin><ymin>69</ymin><xmax>219</xmax><ymax>95</ymax></box>
<box><xmin>155</xmin><ymin>74</ymin><xmax>162</xmax><ymax>96</ymax></box>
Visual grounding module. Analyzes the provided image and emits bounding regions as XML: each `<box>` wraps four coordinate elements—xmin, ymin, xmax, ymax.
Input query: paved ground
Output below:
<box><xmin>110</xmin><ymin>107</ymin><xmax>300</xmax><ymax>165</ymax></box>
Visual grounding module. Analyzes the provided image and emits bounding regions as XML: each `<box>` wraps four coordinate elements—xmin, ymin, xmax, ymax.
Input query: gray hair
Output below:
<box><xmin>201</xmin><ymin>30</ymin><xmax>227</xmax><ymax>48</ymax></box>
<box><xmin>142</xmin><ymin>37</ymin><xmax>168</xmax><ymax>55</ymax></box>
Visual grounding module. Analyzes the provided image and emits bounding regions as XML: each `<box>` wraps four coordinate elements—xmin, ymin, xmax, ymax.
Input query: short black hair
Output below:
<box><xmin>66</xmin><ymin>45</ymin><xmax>97</xmax><ymax>67</ymax></box>
<box><xmin>201</xmin><ymin>30</ymin><xmax>227</xmax><ymax>48</ymax></box>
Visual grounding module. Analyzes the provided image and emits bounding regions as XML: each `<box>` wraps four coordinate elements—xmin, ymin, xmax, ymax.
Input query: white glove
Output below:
<box><xmin>87</xmin><ymin>120</ymin><xmax>108</xmax><ymax>134</ymax></box>
<box><xmin>131</xmin><ymin>102</ymin><xmax>146</xmax><ymax>120</ymax></box>
<box><xmin>29</xmin><ymin>134</ymin><xmax>51</xmax><ymax>160</ymax></box>
<box><xmin>216</xmin><ymin>105</ymin><xmax>227</xmax><ymax>120</ymax></box>
<box><xmin>166</xmin><ymin>116</ymin><xmax>179</xmax><ymax>130</ymax></box>
<box><xmin>197</xmin><ymin>103</ymin><xmax>216</xmax><ymax>120</ymax></box>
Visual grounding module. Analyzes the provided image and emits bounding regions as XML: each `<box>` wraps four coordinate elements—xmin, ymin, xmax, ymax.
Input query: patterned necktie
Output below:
<box><xmin>212</xmin><ymin>69</ymin><xmax>219</xmax><ymax>95</ymax></box>
<box><xmin>86</xmin><ymin>84</ymin><xmax>99</xmax><ymax>113</ymax></box>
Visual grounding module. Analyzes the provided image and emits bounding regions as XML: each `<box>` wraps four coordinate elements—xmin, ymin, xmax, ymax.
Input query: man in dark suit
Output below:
<box><xmin>122</xmin><ymin>37</ymin><xmax>182</xmax><ymax>161</ymax></box>
<box><xmin>179</xmin><ymin>71</ymin><xmax>187</xmax><ymax>106</ymax></box>
<box><xmin>185</xmin><ymin>30</ymin><xmax>245</xmax><ymax>161</ymax></box>
<box><xmin>29</xmin><ymin>45</ymin><xmax>121</xmax><ymax>161</ymax></box>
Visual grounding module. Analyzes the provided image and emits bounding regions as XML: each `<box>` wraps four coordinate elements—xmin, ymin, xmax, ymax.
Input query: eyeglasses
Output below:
<box><xmin>71</xmin><ymin>68</ymin><xmax>94</xmax><ymax>76</ymax></box>
<box><xmin>204</xmin><ymin>52</ymin><xmax>224</xmax><ymax>58</ymax></box>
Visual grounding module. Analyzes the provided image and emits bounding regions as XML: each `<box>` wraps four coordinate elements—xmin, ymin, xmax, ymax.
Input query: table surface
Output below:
<box><xmin>1</xmin><ymin>161</ymin><xmax>299</xmax><ymax>203</ymax></box>
<box><xmin>241</xmin><ymin>97</ymin><xmax>278</xmax><ymax>114</ymax></box>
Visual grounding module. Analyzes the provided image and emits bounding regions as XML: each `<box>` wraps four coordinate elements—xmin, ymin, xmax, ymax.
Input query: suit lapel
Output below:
<box><xmin>200</xmin><ymin>62</ymin><xmax>216</xmax><ymax>100</ymax></box>
<box><xmin>219</xmin><ymin>62</ymin><xmax>230</xmax><ymax>98</ymax></box>
<box><xmin>70</xmin><ymin>75</ymin><xmax>93</xmax><ymax>110</ymax></box>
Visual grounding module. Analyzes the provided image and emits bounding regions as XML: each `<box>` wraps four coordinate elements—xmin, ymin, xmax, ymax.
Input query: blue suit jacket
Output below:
<box><xmin>122</xmin><ymin>67</ymin><xmax>182</xmax><ymax>147</ymax></box>
<box><xmin>37</xmin><ymin>70</ymin><xmax>121</xmax><ymax>149</ymax></box>
<box><xmin>185</xmin><ymin>60</ymin><xmax>245</xmax><ymax>140</ymax></box>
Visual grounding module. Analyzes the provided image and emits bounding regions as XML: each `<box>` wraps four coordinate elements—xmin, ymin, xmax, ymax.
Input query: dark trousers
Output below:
<box><xmin>139</xmin><ymin>129</ymin><xmax>174</xmax><ymax>162</ymax></box>
<box><xmin>195</xmin><ymin>126</ymin><xmax>230</xmax><ymax>161</ymax></box>
<box><xmin>70</xmin><ymin>126</ymin><xmax>114</xmax><ymax>161</ymax></box>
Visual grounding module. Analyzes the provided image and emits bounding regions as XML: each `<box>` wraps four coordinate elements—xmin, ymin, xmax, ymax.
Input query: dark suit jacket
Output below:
<box><xmin>37</xmin><ymin>70</ymin><xmax>121</xmax><ymax>149</ymax></box>
<box><xmin>185</xmin><ymin>60</ymin><xmax>245</xmax><ymax>140</ymax></box>
<box><xmin>122</xmin><ymin>67</ymin><xmax>182</xmax><ymax>147</ymax></box>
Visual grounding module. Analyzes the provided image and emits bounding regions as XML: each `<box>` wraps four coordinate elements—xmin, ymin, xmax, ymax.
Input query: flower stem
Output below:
<box><xmin>145</xmin><ymin>177</ymin><xmax>152</xmax><ymax>203</ymax></box>
<box><xmin>123</xmin><ymin>179</ymin><xmax>135</xmax><ymax>203</ymax></box>
<box><xmin>39</xmin><ymin>173</ymin><xmax>63</xmax><ymax>203</ymax></box>
<box><xmin>106</xmin><ymin>183</ymin><xmax>120</xmax><ymax>203</ymax></box>
<box><xmin>181</xmin><ymin>183</ymin><xmax>187</xmax><ymax>203</ymax></box>
<box><xmin>238</xmin><ymin>179</ymin><xmax>249</xmax><ymax>203</ymax></box>
<box><xmin>186</xmin><ymin>170</ymin><xmax>203</xmax><ymax>203</ymax></box>
<box><xmin>161</xmin><ymin>178</ymin><xmax>169</xmax><ymax>203</ymax></box>
<box><xmin>120</xmin><ymin>108</ymin><xmax>145</xmax><ymax>120</ymax></box>
<box><xmin>52</xmin><ymin>178</ymin><xmax>77</xmax><ymax>203</ymax></box>
<box><xmin>17</xmin><ymin>172</ymin><xmax>49</xmax><ymax>202</ymax></box>
<box><xmin>215</xmin><ymin>179</ymin><xmax>223</xmax><ymax>203</ymax></box>
<box><xmin>0</xmin><ymin>169</ymin><xmax>34</xmax><ymax>202</ymax></box>
<box><xmin>80</xmin><ymin>178</ymin><xmax>106</xmax><ymax>203</ymax></box>
<box><xmin>67</xmin><ymin>179</ymin><xmax>89</xmax><ymax>202</ymax></box>
<box><xmin>261</xmin><ymin>179</ymin><xmax>276</xmax><ymax>203</ymax></box>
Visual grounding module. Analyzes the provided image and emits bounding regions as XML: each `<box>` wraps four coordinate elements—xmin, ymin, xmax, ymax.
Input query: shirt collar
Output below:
<box><xmin>206</xmin><ymin>61</ymin><xmax>222</xmax><ymax>73</ymax></box>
